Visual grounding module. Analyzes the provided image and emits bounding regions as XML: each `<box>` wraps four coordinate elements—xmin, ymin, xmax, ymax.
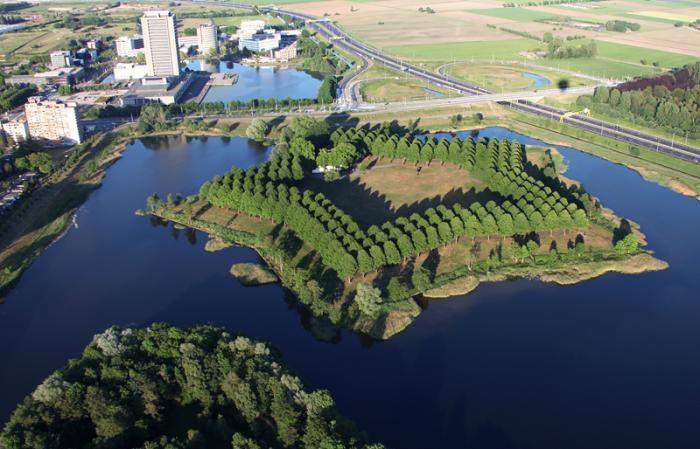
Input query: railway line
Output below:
<box><xmin>191</xmin><ymin>0</ymin><xmax>700</xmax><ymax>164</ymax></box>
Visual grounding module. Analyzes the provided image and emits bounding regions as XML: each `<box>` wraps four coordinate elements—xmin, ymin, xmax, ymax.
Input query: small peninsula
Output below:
<box><xmin>145</xmin><ymin>117</ymin><xmax>667</xmax><ymax>340</ymax></box>
<box><xmin>0</xmin><ymin>324</ymin><xmax>384</xmax><ymax>449</ymax></box>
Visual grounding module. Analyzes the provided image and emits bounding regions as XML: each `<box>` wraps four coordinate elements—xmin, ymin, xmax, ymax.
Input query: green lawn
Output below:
<box><xmin>468</xmin><ymin>7</ymin><xmax>561</xmax><ymax>22</ymax></box>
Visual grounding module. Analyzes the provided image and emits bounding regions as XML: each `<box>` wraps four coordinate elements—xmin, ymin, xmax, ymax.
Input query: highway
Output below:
<box><xmin>190</xmin><ymin>1</ymin><xmax>700</xmax><ymax>163</ymax></box>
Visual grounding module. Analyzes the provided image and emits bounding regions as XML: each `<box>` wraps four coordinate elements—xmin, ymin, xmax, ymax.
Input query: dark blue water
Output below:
<box><xmin>1</xmin><ymin>128</ymin><xmax>699</xmax><ymax>449</ymax></box>
<box><xmin>186</xmin><ymin>60</ymin><xmax>322</xmax><ymax>103</ymax></box>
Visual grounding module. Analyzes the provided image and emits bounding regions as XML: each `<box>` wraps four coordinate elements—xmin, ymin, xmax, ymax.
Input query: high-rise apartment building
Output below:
<box><xmin>141</xmin><ymin>10</ymin><xmax>180</xmax><ymax>77</ymax></box>
<box><xmin>197</xmin><ymin>22</ymin><xmax>218</xmax><ymax>54</ymax></box>
<box><xmin>24</xmin><ymin>97</ymin><xmax>82</xmax><ymax>145</ymax></box>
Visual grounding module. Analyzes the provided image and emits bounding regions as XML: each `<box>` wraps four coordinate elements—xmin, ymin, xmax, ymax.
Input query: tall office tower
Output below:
<box><xmin>141</xmin><ymin>10</ymin><xmax>180</xmax><ymax>77</ymax></box>
<box><xmin>197</xmin><ymin>22</ymin><xmax>218</xmax><ymax>54</ymax></box>
<box><xmin>24</xmin><ymin>97</ymin><xmax>82</xmax><ymax>145</ymax></box>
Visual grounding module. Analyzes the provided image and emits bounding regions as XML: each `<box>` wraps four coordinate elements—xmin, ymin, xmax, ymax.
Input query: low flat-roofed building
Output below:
<box><xmin>114</xmin><ymin>62</ymin><xmax>149</xmax><ymax>81</ymax></box>
<box><xmin>128</xmin><ymin>73</ymin><xmax>194</xmax><ymax>105</ymax></box>
<box><xmin>6</xmin><ymin>67</ymin><xmax>84</xmax><ymax>87</ymax></box>
<box><xmin>239</xmin><ymin>32</ymin><xmax>281</xmax><ymax>53</ymax></box>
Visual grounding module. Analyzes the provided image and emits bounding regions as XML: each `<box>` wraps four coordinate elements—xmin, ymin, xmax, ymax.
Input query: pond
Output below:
<box><xmin>522</xmin><ymin>71</ymin><xmax>552</xmax><ymax>88</ymax></box>
<box><xmin>1</xmin><ymin>128</ymin><xmax>699</xmax><ymax>449</ymax></box>
<box><xmin>186</xmin><ymin>60</ymin><xmax>322</xmax><ymax>104</ymax></box>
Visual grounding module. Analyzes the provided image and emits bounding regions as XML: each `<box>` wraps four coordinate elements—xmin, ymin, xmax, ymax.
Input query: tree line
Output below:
<box><xmin>193</xmin><ymin>125</ymin><xmax>592</xmax><ymax>280</ymax></box>
<box><xmin>0</xmin><ymin>83</ymin><xmax>37</xmax><ymax>114</ymax></box>
<box><xmin>605</xmin><ymin>20</ymin><xmax>640</xmax><ymax>32</ymax></box>
<box><xmin>0</xmin><ymin>324</ymin><xmax>384</xmax><ymax>449</ymax></box>
<box><xmin>577</xmin><ymin>62</ymin><xmax>699</xmax><ymax>136</ymax></box>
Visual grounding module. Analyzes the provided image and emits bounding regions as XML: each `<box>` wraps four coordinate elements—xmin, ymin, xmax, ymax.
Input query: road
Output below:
<box><xmin>176</xmin><ymin>2</ymin><xmax>700</xmax><ymax>163</ymax></box>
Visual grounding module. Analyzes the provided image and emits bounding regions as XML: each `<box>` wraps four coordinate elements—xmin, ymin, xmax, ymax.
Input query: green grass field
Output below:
<box><xmin>385</xmin><ymin>38</ymin><xmax>698</xmax><ymax>79</ymax></box>
<box><xmin>468</xmin><ymin>8</ymin><xmax>560</xmax><ymax>22</ymax></box>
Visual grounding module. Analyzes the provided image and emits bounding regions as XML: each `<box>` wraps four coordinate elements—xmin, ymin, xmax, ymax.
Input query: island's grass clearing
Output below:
<box><xmin>304</xmin><ymin>158</ymin><xmax>490</xmax><ymax>225</ymax></box>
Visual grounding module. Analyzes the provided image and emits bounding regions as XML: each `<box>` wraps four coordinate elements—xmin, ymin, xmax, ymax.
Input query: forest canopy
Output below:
<box><xmin>0</xmin><ymin>324</ymin><xmax>384</xmax><ymax>449</ymax></box>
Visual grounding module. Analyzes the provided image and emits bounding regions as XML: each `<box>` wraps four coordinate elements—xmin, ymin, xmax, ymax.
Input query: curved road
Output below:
<box><xmin>189</xmin><ymin>0</ymin><xmax>700</xmax><ymax>164</ymax></box>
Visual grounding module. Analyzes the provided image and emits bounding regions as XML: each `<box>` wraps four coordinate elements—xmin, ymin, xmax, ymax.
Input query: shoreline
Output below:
<box><xmin>149</xmin><ymin>207</ymin><xmax>668</xmax><ymax>340</ymax></box>
<box><xmin>0</xmin><ymin>117</ymin><xmax>686</xmax><ymax>303</ymax></box>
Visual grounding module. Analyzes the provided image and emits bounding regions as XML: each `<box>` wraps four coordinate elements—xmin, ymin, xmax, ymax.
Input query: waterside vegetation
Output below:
<box><xmin>145</xmin><ymin>117</ymin><xmax>666</xmax><ymax>340</ymax></box>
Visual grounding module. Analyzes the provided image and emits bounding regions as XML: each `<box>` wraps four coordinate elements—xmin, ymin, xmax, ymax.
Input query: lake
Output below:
<box><xmin>1</xmin><ymin>128</ymin><xmax>699</xmax><ymax>449</ymax></box>
<box><xmin>186</xmin><ymin>60</ymin><xmax>322</xmax><ymax>103</ymax></box>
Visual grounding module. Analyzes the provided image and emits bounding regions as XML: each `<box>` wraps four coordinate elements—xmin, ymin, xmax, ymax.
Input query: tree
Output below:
<box><xmin>355</xmin><ymin>283</ymin><xmax>382</xmax><ymax>318</ymax></box>
<box><xmin>411</xmin><ymin>265</ymin><xmax>431</xmax><ymax>291</ymax></box>
<box><xmin>386</xmin><ymin>278</ymin><xmax>409</xmax><ymax>301</ymax></box>
<box><xmin>246</xmin><ymin>118</ymin><xmax>268</xmax><ymax>142</ymax></box>
<box><xmin>383</xmin><ymin>241</ymin><xmax>401</xmax><ymax>265</ymax></box>
<box><xmin>614</xmin><ymin>233</ymin><xmax>638</xmax><ymax>255</ymax></box>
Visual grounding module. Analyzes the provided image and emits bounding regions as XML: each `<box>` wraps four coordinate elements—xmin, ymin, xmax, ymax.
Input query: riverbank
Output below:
<box><xmin>0</xmin><ymin>129</ymin><xmax>134</xmax><ymax>298</ymax></box>
<box><xmin>0</xmin><ymin>123</ymin><xmax>255</xmax><ymax>299</ymax></box>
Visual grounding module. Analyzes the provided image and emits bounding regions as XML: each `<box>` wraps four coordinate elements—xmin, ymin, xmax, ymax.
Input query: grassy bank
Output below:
<box><xmin>0</xmin><ymin>128</ymin><xmax>134</xmax><ymax>297</ymax></box>
<box><xmin>0</xmin><ymin>121</ymin><xmax>256</xmax><ymax>299</ymax></box>
<box><xmin>501</xmin><ymin>111</ymin><xmax>700</xmax><ymax>198</ymax></box>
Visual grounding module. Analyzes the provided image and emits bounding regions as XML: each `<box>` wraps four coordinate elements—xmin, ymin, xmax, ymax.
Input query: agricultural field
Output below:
<box><xmin>288</xmin><ymin>0</ymin><xmax>699</xmax><ymax>82</ymax></box>
<box><xmin>465</xmin><ymin>7</ymin><xmax>559</xmax><ymax>22</ymax></box>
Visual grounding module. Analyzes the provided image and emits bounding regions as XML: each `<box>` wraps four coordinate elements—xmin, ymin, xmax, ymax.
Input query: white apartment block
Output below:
<box><xmin>141</xmin><ymin>11</ymin><xmax>180</xmax><ymax>77</ymax></box>
<box><xmin>116</xmin><ymin>35</ymin><xmax>144</xmax><ymax>58</ymax></box>
<box><xmin>1</xmin><ymin>117</ymin><xmax>29</xmax><ymax>144</ymax></box>
<box><xmin>24</xmin><ymin>97</ymin><xmax>82</xmax><ymax>145</ymax></box>
<box><xmin>238</xmin><ymin>20</ymin><xmax>265</xmax><ymax>39</ymax></box>
<box><xmin>239</xmin><ymin>32</ymin><xmax>281</xmax><ymax>53</ymax></box>
<box><xmin>197</xmin><ymin>22</ymin><xmax>218</xmax><ymax>54</ymax></box>
<box><xmin>50</xmin><ymin>50</ymin><xmax>72</xmax><ymax>69</ymax></box>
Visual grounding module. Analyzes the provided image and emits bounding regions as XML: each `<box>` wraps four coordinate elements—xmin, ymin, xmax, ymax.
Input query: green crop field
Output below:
<box><xmin>595</xmin><ymin>41</ymin><xmax>700</xmax><ymax>68</ymax></box>
<box><xmin>468</xmin><ymin>8</ymin><xmax>560</xmax><ymax>22</ymax></box>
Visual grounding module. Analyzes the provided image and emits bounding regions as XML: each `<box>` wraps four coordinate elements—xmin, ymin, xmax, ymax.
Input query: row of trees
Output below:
<box><xmin>196</xmin><ymin>129</ymin><xmax>591</xmax><ymax>278</ymax></box>
<box><xmin>0</xmin><ymin>324</ymin><xmax>384</xmax><ymax>449</ymax></box>
<box><xmin>577</xmin><ymin>63</ymin><xmax>699</xmax><ymax>136</ymax></box>
<box><xmin>0</xmin><ymin>84</ymin><xmax>37</xmax><ymax>114</ymax></box>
